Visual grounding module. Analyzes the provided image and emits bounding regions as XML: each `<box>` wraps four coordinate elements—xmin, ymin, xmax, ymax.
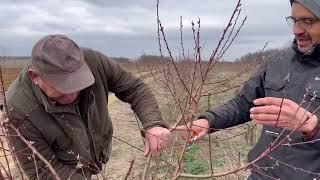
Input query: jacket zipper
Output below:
<box><xmin>76</xmin><ymin>105</ymin><xmax>97</xmax><ymax>163</ymax></box>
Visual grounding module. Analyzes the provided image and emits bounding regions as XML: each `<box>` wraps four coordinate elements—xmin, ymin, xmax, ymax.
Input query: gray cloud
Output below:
<box><xmin>0</xmin><ymin>0</ymin><xmax>294</xmax><ymax>61</ymax></box>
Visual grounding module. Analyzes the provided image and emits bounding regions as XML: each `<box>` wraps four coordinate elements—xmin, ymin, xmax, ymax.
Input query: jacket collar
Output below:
<box><xmin>292</xmin><ymin>40</ymin><xmax>320</xmax><ymax>66</ymax></box>
<box><xmin>31</xmin><ymin>79</ymin><xmax>79</xmax><ymax>114</ymax></box>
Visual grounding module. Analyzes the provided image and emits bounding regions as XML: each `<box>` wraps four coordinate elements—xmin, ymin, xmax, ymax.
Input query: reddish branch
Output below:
<box><xmin>124</xmin><ymin>160</ymin><xmax>135</xmax><ymax>180</ymax></box>
<box><xmin>6</xmin><ymin>124</ymin><xmax>61</xmax><ymax>180</ymax></box>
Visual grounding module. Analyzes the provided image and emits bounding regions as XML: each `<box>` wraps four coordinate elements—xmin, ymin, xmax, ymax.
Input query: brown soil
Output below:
<box><xmin>103</xmin><ymin>95</ymin><xmax>147</xmax><ymax>179</ymax></box>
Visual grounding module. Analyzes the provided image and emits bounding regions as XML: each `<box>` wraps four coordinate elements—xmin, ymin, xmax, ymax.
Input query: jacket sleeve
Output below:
<box><xmin>199</xmin><ymin>61</ymin><xmax>267</xmax><ymax>132</ymax></box>
<box><xmin>94</xmin><ymin>51</ymin><xmax>168</xmax><ymax>130</ymax></box>
<box><xmin>7</xmin><ymin>119</ymin><xmax>87</xmax><ymax>180</ymax></box>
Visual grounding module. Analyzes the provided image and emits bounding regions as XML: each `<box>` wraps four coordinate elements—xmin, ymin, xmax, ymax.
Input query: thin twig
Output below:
<box><xmin>6</xmin><ymin>124</ymin><xmax>61</xmax><ymax>180</ymax></box>
<box><xmin>142</xmin><ymin>154</ymin><xmax>151</xmax><ymax>180</ymax></box>
<box><xmin>124</xmin><ymin>160</ymin><xmax>135</xmax><ymax>180</ymax></box>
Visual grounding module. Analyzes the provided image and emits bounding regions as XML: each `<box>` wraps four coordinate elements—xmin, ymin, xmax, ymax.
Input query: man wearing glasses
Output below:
<box><xmin>175</xmin><ymin>0</ymin><xmax>320</xmax><ymax>179</ymax></box>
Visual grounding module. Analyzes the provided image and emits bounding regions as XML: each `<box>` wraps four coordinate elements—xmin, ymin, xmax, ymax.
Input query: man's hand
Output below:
<box><xmin>174</xmin><ymin>119</ymin><xmax>210</xmax><ymax>141</ymax></box>
<box><xmin>250</xmin><ymin>97</ymin><xmax>318</xmax><ymax>133</ymax></box>
<box><xmin>144</xmin><ymin>127</ymin><xmax>170</xmax><ymax>156</ymax></box>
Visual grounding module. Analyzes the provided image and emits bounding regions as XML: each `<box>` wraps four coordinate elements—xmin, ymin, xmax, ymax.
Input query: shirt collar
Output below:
<box><xmin>292</xmin><ymin>40</ymin><xmax>320</xmax><ymax>66</ymax></box>
<box><xmin>31</xmin><ymin>79</ymin><xmax>79</xmax><ymax>114</ymax></box>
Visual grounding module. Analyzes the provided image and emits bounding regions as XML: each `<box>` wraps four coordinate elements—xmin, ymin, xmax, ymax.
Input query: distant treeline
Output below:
<box><xmin>111</xmin><ymin>57</ymin><xmax>132</xmax><ymax>63</ymax></box>
<box><xmin>5</xmin><ymin>48</ymin><xmax>286</xmax><ymax>64</ymax></box>
<box><xmin>111</xmin><ymin>54</ymin><xmax>170</xmax><ymax>63</ymax></box>
<box><xmin>5</xmin><ymin>56</ymin><xmax>31</xmax><ymax>60</ymax></box>
<box><xmin>235</xmin><ymin>48</ymin><xmax>285</xmax><ymax>63</ymax></box>
<box><xmin>5</xmin><ymin>54</ymin><xmax>169</xmax><ymax>63</ymax></box>
<box><xmin>5</xmin><ymin>56</ymin><xmax>133</xmax><ymax>62</ymax></box>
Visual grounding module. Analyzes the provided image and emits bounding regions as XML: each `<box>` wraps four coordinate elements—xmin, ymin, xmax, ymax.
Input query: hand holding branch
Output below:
<box><xmin>144</xmin><ymin>127</ymin><xmax>170</xmax><ymax>156</ymax></box>
<box><xmin>250</xmin><ymin>97</ymin><xmax>318</xmax><ymax>133</ymax></box>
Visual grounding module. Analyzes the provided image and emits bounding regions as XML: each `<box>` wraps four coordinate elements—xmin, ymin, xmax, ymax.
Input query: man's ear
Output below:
<box><xmin>28</xmin><ymin>68</ymin><xmax>40</xmax><ymax>85</ymax></box>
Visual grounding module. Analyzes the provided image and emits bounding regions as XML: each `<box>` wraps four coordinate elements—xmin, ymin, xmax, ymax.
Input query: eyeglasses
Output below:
<box><xmin>286</xmin><ymin>16</ymin><xmax>320</xmax><ymax>29</ymax></box>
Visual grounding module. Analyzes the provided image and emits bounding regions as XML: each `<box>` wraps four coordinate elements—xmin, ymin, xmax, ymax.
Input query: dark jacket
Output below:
<box><xmin>6</xmin><ymin>48</ymin><xmax>168</xmax><ymax>179</ymax></box>
<box><xmin>199</xmin><ymin>42</ymin><xmax>320</xmax><ymax>179</ymax></box>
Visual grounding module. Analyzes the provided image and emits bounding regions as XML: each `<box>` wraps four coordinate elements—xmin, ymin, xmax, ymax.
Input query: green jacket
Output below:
<box><xmin>6</xmin><ymin>48</ymin><xmax>167</xmax><ymax>179</ymax></box>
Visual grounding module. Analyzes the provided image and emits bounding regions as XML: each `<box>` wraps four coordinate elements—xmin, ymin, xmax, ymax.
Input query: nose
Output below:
<box><xmin>293</xmin><ymin>24</ymin><xmax>305</xmax><ymax>36</ymax></box>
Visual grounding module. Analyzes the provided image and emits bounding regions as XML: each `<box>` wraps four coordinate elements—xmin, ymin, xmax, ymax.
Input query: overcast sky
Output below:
<box><xmin>0</xmin><ymin>0</ymin><xmax>293</xmax><ymax>61</ymax></box>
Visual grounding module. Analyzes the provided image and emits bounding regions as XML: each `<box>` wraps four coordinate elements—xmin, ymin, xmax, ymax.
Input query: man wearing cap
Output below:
<box><xmin>175</xmin><ymin>0</ymin><xmax>320</xmax><ymax>179</ymax></box>
<box><xmin>6</xmin><ymin>34</ymin><xmax>170</xmax><ymax>179</ymax></box>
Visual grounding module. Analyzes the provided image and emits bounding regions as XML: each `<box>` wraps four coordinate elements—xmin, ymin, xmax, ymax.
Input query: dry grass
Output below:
<box><xmin>1</xmin><ymin>68</ymin><xmax>21</xmax><ymax>90</ymax></box>
<box><xmin>0</xmin><ymin>67</ymin><xmax>20</xmax><ymax>176</ymax></box>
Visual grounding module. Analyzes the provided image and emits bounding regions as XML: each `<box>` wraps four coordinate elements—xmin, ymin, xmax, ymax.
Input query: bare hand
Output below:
<box><xmin>144</xmin><ymin>127</ymin><xmax>170</xmax><ymax>156</ymax></box>
<box><xmin>174</xmin><ymin>119</ymin><xmax>209</xmax><ymax>141</ymax></box>
<box><xmin>250</xmin><ymin>97</ymin><xmax>318</xmax><ymax>133</ymax></box>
